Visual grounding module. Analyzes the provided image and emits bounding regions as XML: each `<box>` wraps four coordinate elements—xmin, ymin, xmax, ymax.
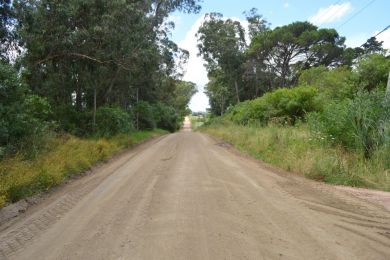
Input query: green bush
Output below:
<box><xmin>54</xmin><ymin>105</ymin><xmax>92</xmax><ymax>136</ymax></box>
<box><xmin>226</xmin><ymin>86</ymin><xmax>319</xmax><ymax>125</ymax></box>
<box><xmin>19</xmin><ymin>95</ymin><xmax>54</xmax><ymax>158</ymax></box>
<box><xmin>309</xmin><ymin>90</ymin><xmax>390</xmax><ymax>158</ymax></box>
<box><xmin>0</xmin><ymin>63</ymin><xmax>52</xmax><ymax>156</ymax></box>
<box><xmin>154</xmin><ymin>103</ymin><xmax>181</xmax><ymax>132</ymax></box>
<box><xmin>263</xmin><ymin>86</ymin><xmax>319</xmax><ymax>124</ymax></box>
<box><xmin>225</xmin><ymin>101</ymin><xmax>253</xmax><ymax>125</ymax></box>
<box><xmin>356</xmin><ymin>54</ymin><xmax>390</xmax><ymax>91</ymax></box>
<box><xmin>351</xmin><ymin>91</ymin><xmax>390</xmax><ymax>158</ymax></box>
<box><xmin>24</xmin><ymin>95</ymin><xmax>52</xmax><ymax>121</ymax></box>
<box><xmin>308</xmin><ymin>99</ymin><xmax>355</xmax><ymax>147</ymax></box>
<box><xmin>133</xmin><ymin>101</ymin><xmax>156</xmax><ymax>130</ymax></box>
<box><xmin>95</xmin><ymin>107</ymin><xmax>133</xmax><ymax>136</ymax></box>
<box><xmin>132</xmin><ymin>101</ymin><xmax>182</xmax><ymax>132</ymax></box>
<box><xmin>299</xmin><ymin>66</ymin><xmax>355</xmax><ymax>99</ymax></box>
<box><xmin>0</xmin><ymin>62</ymin><xmax>29</xmax><ymax>147</ymax></box>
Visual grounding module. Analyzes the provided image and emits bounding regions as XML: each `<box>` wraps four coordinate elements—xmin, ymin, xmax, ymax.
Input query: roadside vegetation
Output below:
<box><xmin>199</xmin><ymin>56</ymin><xmax>390</xmax><ymax>190</ymax></box>
<box><xmin>0</xmin><ymin>130</ymin><xmax>166</xmax><ymax>208</ymax></box>
<box><xmin>189</xmin><ymin>112</ymin><xmax>208</xmax><ymax>130</ymax></box>
<box><xmin>196</xmin><ymin>11</ymin><xmax>390</xmax><ymax>191</ymax></box>
<box><xmin>202</xmin><ymin>121</ymin><xmax>389</xmax><ymax>191</ymax></box>
<box><xmin>0</xmin><ymin>1</ymin><xmax>202</xmax><ymax>208</ymax></box>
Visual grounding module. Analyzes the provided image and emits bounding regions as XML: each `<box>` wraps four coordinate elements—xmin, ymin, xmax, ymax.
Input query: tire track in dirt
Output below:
<box><xmin>0</xmin><ymin>135</ymin><xmax>168</xmax><ymax>259</ymax></box>
<box><xmin>0</xmin><ymin>131</ymin><xmax>389</xmax><ymax>259</ymax></box>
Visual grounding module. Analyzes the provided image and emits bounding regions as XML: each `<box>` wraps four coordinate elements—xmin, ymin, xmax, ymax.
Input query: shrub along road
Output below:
<box><xmin>0</xmin><ymin>126</ymin><xmax>389</xmax><ymax>259</ymax></box>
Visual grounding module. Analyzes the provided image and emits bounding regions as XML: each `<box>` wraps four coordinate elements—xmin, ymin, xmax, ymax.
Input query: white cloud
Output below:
<box><xmin>284</xmin><ymin>2</ymin><xmax>289</xmax><ymax>9</ymax></box>
<box><xmin>309</xmin><ymin>2</ymin><xmax>352</xmax><ymax>25</ymax></box>
<box><xmin>178</xmin><ymin>15</ymin><xmax>209</xmax><ymax>87</ymax></box>
<box><xmin>177</xmin><ymin>15</ymin><xmax>210</xmax><ymax>111</ymax></box>
<box><xmin>376</xmin><ymin>28</ymin><xmax>390</xmax><ymax>50</ymax></box>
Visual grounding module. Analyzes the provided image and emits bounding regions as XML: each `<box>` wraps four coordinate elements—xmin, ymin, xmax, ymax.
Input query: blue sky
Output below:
<box><xmin>169</xmin><ymin>0</ymin><xmax>390</xmax><ymax>112</ymax></box>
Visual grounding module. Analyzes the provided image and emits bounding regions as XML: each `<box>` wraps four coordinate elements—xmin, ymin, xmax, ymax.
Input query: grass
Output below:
<box><xmin>201</xmin><ymin>120</ymin><xmax>390</xmax><ymax>191</ymax></box>
<box><xmin>0</xmin><ymin>129</ymin><xmax>167</xmax><ymax>208</ymax></box>
<box><xmin>189</xmin><ymin>115</ymin><xmax>207</xmax><ymax>130</ymax></box>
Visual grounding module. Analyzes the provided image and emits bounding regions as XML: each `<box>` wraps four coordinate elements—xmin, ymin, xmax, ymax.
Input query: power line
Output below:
<box><xmin>338</xmin><ymin>0</ymin><xmax>377</xmax><ymax>29</ymax></box>
<box><xmin>372</xmin><ymin>24</ymin><xmax>390</xmax><ymax>39</ymax></box>
<box><xmin>312</xmin><ymin>0</ymin><xmax>344</xmax><ymax>25</ymax></box>
<box><xmin>360</xmin><ymin>24</ymin><xmax>390</xmax><ymax>47</ymax></box>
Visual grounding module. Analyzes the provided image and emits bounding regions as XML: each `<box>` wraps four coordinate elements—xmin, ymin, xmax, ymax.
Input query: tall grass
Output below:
<box><xmin>202</xmin><ymin>121</ymin><xmax>390</xmax><ymax>191</ymax></box>
<box><xmin>0</xmin><ymin>129</ymin><xmax>167</xmax><ymax>208</ymax></box>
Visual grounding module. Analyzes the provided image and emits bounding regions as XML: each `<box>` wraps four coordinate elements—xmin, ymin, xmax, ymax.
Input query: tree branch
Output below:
<box><xmin>34</xmin><ymin>52</ymin><xmax>132</xmax><ymax>71</ymax></box>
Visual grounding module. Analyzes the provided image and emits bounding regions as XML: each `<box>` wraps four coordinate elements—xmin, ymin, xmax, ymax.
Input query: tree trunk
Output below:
<box><xmin>136</xmin><ymin>87</ymin><xmax>139</xmax><ymax>131</ymax></box>
<box><xmin>76</xmin><ymin>81</ymin><xmax>82</xmax><ymax>111</ymax></box>
<box><xmin>255</xmin><ymin>69</ymin><xmax>259</xmax><ymax>98</ymax></box>
<box><xmin>234</xmin><ymin>80</ymin><xmax>240</xmax><ymax>104</ymax></box>
<box><xmin>386</xmin><ymin>70</ymin><xmax>390</xmax><ymax>95</ymax></box>
<box><xmin>281</xmin><ymin>70</ymin><xmax>286</xmax><ymax>88</ymax></box>
<box><xmin>93</xmin><ymin>87</ymin><xmax>97</xmax><ymax>132</ymax></box>
<box><xmin>105</xmin><ymin>68</ymin><xmax>121</xmax><ymax>104</ymax></box>
<box><xmin>220</xmin><ymin>96</ymin><xmax>225</xmax><ymax>116</ymax></box>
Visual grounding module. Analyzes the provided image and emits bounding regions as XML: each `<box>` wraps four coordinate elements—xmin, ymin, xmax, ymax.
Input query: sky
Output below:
<box><xmin>169</xmin><ymin>0</ymin><xmax>390</xmax><ymax>112</ymax></box>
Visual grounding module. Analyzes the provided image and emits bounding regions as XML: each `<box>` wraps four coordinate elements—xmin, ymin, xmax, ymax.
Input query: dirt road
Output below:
<box><xmin>1</xmin><ymin>127</ymin><xmax>390</xmax><ymax>259</ymax></box>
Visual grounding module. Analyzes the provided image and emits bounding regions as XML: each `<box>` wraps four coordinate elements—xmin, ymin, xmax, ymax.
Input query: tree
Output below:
<box><xmin>299</xmin><ymin>66</ymin><xmax>355</xmax><ymax>99</ymax></box>
<box><xmin>341</xmin><ymin>37</ymin><xmax>385</xmax><ymax>67</ymax></box>
<box><xmin>0</xmin><ymin>0</ymin><xmax>16</xmax><ymax>61</ymax></box>
<box><xmin>243</xmin><ymin>8</ymin><xmax>269</xmax><ymax>40</ymax></box>
<box><xmin>0</xmin><ymin>61</ymin><xmax>27</xmax><ymax>147</ymax></box>
<box><xmin>171</xmin><ymin>81</ymin><xmax>197</xmax><ymax>117</ymax></box>
<box><xmin>341</xmin><ymin>47</ymin><xmax>362</xmax><ymax>67</ymax></box>
<box><xmin>247</xmin><ymin>21</ymin><xmax>345</xmax><ymax>88</ymax></box>
<box><xmin>205</xmin><ymin>69</ymin><xmax>230</xmax><ymax>115</ymax></box>
<box><xmin>356</xmin><ymin>54</ymin><xmax>390</xmax><ymax>91</ymax></box>
<box><xmin>362</xmin><ymin>37</ymin><xmax>385</xmax><ymax>55</ymax></box>
<box><xmin>0</xmin><ymin>61</ymin><xmax>50</xmax><ymax>153</ymax></box>
<box><xmin>197</xmin><ymin>12</ymin><xmax>246</xmax><ymax>107</ymax></box>
<box><xmin>14</xmin><ymin>0</ymin><xmax>201</xmax><ymax>133</ymax></box>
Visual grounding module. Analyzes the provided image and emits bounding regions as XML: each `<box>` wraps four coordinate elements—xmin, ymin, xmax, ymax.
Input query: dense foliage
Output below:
<box><xmin>218</xmin><ymin>53</ymin><xmax>390</xmax><ymax>158</ymax></box>
<box><xmin>225</xmin><ymin>86</ymin><xmax>319</xmax><ymax>125</ymax></box>
<box><xmin>0</xmin><ymin>0</ymin><xmax>200</xmax><ymax>157</ymax></box>
<box><xmin>0</xmin><ymin>62</ymin><xmax>52</xmax><ymax>157</ymax></box>
<box><xmin>309</xmin><ymin>91</ymin><xmax>390</xmax><ymax>158</ymax></box>
<box><xmin>95</xmin><ymin>107</ymin><xmax>134</xmax><ymax>137</ymax></box>
<box><xmin>197</xmin><ymin>11</ymin><xmax>388</xmax><ymax>115</ymax></box>
<box><xmin>197</xmin><ymin>9</ymin><xmax>389</xmax><ymax>160</ymax></box>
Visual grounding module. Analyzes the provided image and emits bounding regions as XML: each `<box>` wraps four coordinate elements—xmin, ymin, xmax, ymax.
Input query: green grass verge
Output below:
<box><xmin>0</xmin><ymin>129</ymin><xmax>167</xmax><ymax>208</ymax></box>
<box><xmin>189</xmin><ymin>115</ymin><xmax>208</xmax><ymax>130</ymax></box>
<box><xmin>201</xmin><ymin>121</ymin><xmax>390</xmax><ymax>191</ymax></box>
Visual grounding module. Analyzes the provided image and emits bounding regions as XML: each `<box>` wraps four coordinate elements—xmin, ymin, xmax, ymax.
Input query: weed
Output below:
<box><xmin>202</xmin><ymin>120</ymin><xmax>390</xmax><ymax>191</ymax></box>
<box><xmin>0</xmin><ymin>129</ymin><xmax>167</xmax><ymax>208</ymax></box>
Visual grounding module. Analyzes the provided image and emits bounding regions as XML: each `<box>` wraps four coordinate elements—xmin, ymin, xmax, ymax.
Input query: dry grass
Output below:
<box><xmin>202</xmin><ymin>121</ymin><xmax>390</xmax><ymax>191</ymax></box>
<box><xmin>0</xmin><ymin>130</ymin><xmax>167</xmax><ymax>208</ymax></box>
